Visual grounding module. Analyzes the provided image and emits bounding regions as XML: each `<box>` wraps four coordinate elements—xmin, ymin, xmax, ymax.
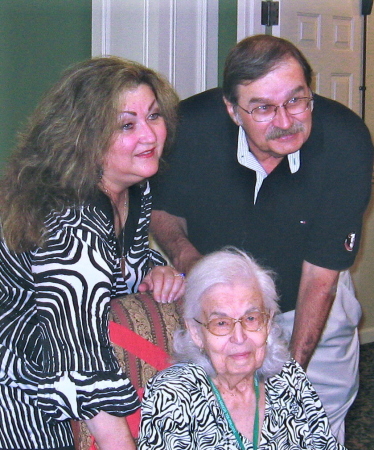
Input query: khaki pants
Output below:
<box><xmin>279</xmin><ymin>270</ymin><xmax>361</xmax><ymax>445</ymax></box>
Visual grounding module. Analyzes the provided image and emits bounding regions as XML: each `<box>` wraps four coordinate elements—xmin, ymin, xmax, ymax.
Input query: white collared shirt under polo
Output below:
<box><xmin>237</xmin><ymin>126</ymin><xmax>300</xmax><ymax>203</ymax></box>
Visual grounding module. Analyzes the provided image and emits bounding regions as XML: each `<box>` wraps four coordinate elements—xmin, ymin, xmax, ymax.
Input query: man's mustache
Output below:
<box><xmin>266</xmin><ymin>123</ymin><xmax>305</xmax><ymax>140</ymax></box>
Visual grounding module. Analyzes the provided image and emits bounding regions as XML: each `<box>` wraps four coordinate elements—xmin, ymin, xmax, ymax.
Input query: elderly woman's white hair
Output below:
<box><xmin>173</xmin><ymin>247</ymin><xmax>290</xmax><ymax>379</ymax></box>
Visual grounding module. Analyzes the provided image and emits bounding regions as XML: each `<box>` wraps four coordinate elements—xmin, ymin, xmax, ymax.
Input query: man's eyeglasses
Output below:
<box><xmin>194</xmin><ymin>311</ymin><xmax>269</xmax><ymax>336</ymax></box>
<box><xmin>237</xmin><ymin>96</ymin><xmax>314</xmax><ymax>123</ymax></box>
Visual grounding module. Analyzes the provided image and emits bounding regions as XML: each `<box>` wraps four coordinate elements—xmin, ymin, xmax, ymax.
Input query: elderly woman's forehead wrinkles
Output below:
<box><xmin>202</xmin><ymin>300</ymin><xmax>265</xmax><ymax>321</ymax></box>
<box><xmin>206</xmin><ymin>306</ymin><xmax>264</xmax><ymax>318</ymax></box>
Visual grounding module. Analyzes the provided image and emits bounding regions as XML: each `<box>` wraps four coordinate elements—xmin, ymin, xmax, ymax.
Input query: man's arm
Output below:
<box><xmin>290</xmin><ymin>260</ymin><xmax>340</xmax><ymax>369</ymax></box>
<box><xmin>150</xmin><ymin>210</ymin><xmax>202</xmax><ymax>274</ymax></box>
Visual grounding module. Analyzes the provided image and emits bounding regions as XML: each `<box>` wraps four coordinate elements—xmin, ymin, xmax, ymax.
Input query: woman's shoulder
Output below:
<box><xmin>143</xmin><ymin>363</ymin><xmax>215</xmax><ymax>418</ymax></box>
<box><xmin>151</xmin><ymin>362</ymin><xmax>208</xmax><ymax>382</ymax></box>
<box><xmin>279</xmin><ymin>358</ymin><xmax>305</xmax><ymax>376</ymax></box>
<box><xmin>268</xmin><ymin>359</ymin><xmax>307</xmax><ymax>382</ymax></box>
<box><xmin>146</xmin><ymin>362</ymin><xmax>209</xmax><ymax>392</ymax></box>
<box><xmin>34</xmin><ymin>204</ymin><xmax>114</xmax><ymax>257</ymax></box>
<box><xmin>47</xmin><ymin>206</ymin><xmax>108</xmax><ymax>234</ymax></box>
<box><xmin>263</xmin><ymin>360</ymin><xmax>345</xmax><ymax>450</ymax></box>
<box><xmin>266</xmin><ymin>359</ymin><xmax>316</xmax><ymax>400</ymax></box>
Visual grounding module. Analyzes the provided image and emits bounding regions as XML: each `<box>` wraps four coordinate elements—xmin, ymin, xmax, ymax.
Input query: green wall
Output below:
<box><xmin>0</xmin><ymin>0</ymin><xmax>91</xmax><ymax>169</ymax></box>
<box><xmin>0</xmin><ymin>0</ymin><xmax>236</xmax><ymax>169</ymax></box>
<box><xmin>218</xmin><ymin>0</ymin><xmax>238</xmax><ymax>86</ymax></box>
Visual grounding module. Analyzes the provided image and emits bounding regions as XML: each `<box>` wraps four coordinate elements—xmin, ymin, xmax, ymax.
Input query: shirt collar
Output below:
<box><xmin>237</xmin><ymin>126</ymin><xmax>300</xmax><ymax>203</ymax></box>
<box><xmin>237</xmin><ymin>126</ymin><xmax>300</xmax><ymax>174</ymax></box>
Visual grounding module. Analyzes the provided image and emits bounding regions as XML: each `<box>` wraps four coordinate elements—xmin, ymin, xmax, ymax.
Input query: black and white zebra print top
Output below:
<box><xmin>0</xmin><ymin>181</ymin><xmax>165</xmax><ymax>449</ymax></box>
<box><xmin>139</xmin><ymin>360</ymin><xmax>346</xmax><ymax>450</ymax></box>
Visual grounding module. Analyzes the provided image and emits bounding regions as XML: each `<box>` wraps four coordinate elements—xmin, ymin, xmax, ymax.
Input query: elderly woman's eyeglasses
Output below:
<box><xmin>237</xmin><ymin>96</ymin><xmax>314</xmax><ymax>123</ymax></box>
<box><xmin>194</xmin><ymin>311</ymin><xmax>269</xmax><ymax>336</ymax></box>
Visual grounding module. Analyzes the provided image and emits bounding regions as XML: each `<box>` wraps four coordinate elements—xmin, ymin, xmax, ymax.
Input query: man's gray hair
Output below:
<box><xmin>173</xmin><ymin>247</ymin><xmax>290</xmax><ymax>379</ymax></box>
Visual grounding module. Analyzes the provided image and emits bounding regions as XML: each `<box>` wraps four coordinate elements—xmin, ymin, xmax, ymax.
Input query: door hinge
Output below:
<box><xmin>261</xmin><ymin>1</ymin><xmax>279</xmax><ymax>26</ymax></box>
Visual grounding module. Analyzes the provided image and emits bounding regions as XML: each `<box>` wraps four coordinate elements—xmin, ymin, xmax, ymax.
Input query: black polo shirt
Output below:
<box><xmin>152</xmin><ymin>88</ymin><xmax>373</xmax><ymax>312</ymax></box>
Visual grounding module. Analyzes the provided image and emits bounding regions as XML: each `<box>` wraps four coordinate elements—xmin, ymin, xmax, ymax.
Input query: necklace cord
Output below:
<box><xmin>208</xmin><ymin>373</ymin><xmax>260</xmax><ymax>450</ymax></box>
<box><xmin>100</xmin><ymin>184</ymin><xmax>129</xmax><ymax>278</ymax></box>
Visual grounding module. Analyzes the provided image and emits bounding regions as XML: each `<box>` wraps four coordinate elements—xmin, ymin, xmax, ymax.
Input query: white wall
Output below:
<box><xmin>351</xmin><ymin>14</ymin><xmax>374</xmax><ymax>344</ymax></box>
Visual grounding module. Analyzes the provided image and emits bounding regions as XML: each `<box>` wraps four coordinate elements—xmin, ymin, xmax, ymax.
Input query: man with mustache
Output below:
<box><xmin>150</xmin><ymin>35</ymin><xmax>373</xmax><ymax>443</ymax></box>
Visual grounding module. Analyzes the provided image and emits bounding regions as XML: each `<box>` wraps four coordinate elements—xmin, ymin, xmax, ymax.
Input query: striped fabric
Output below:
<box><xmin>139</xmin><ymin>361</ymin><xmax>347</xmax><ymax>450</ymax></box>
<box><xmin>0</xmin><ymin>181</ymin><xmax>164</xmax><ymax>449</ymax></box>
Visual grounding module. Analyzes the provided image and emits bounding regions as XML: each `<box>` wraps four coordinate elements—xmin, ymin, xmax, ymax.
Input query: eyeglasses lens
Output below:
<box><xmin>208</xmin><ymin>312</ymin><xmax>266</xmax><ymax>336</ymax></box>
<box><xmin>252</xmin><ymin>98</ymin><xmax>311</xmax><ymax>122</ymax></box>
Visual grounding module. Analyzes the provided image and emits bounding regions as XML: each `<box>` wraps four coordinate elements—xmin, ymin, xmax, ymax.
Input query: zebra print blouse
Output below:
<box><xmin>0</xmin><ymin>181</ymin><xmax>164</xmax><ymax>450</ymax></box>
<box><xmin>139</xmin><ymin>360</ymin><xmax>347</xmax><ymax>450</ymax></box>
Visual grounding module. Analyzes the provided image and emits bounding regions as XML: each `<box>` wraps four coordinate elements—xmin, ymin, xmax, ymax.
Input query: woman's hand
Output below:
<box><xmin>138</xmin><ymin>266</ymin><xmax>185</xmax><ymax>303</ymax></box>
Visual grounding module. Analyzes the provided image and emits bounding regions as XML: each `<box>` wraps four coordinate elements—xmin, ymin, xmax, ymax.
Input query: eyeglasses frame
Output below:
<box><xmin>193</xmin><ymin>310</ymin><xmax>270</xmax><ymax>337</ymax></box>
<box><xmin>236</xmin><ymin>95</ymin><xmax>314</xmax><ymax>123</ymax></box>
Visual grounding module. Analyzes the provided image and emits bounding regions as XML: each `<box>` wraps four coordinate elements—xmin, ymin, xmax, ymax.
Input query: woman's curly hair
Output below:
<box><xmin>0</xmin><ymin>56</ymin><xmax>179</xmax><ymax>252</ymax></box>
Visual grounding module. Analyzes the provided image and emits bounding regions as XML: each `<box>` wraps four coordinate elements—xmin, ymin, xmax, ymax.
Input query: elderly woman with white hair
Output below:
<box><xmin>138</xmin><ymin>247</ymin><xmax>346</xmax><ymax>450</ymax></box>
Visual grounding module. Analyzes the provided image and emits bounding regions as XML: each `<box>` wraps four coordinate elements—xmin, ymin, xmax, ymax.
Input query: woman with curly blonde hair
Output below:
<box><xmin>0</xmin><ymin>56</ymin><xmax>184</xmax><ymax>450</ymax></box>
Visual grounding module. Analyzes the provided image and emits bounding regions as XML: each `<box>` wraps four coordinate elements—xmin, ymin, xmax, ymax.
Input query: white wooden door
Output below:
<box><xmin>237</xmin><ymin>0</ymin><xmax>363</xmax><ymax>115</ymax></box>
<box><xmin>278</xmin><ymin>0</ymin><xmax>363</xmax><ymax>114</ymax></box>
<box><xmin>91</xmin><ymin>0</ymin><xmax>218</xmax><ymax>100</ymax></box>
